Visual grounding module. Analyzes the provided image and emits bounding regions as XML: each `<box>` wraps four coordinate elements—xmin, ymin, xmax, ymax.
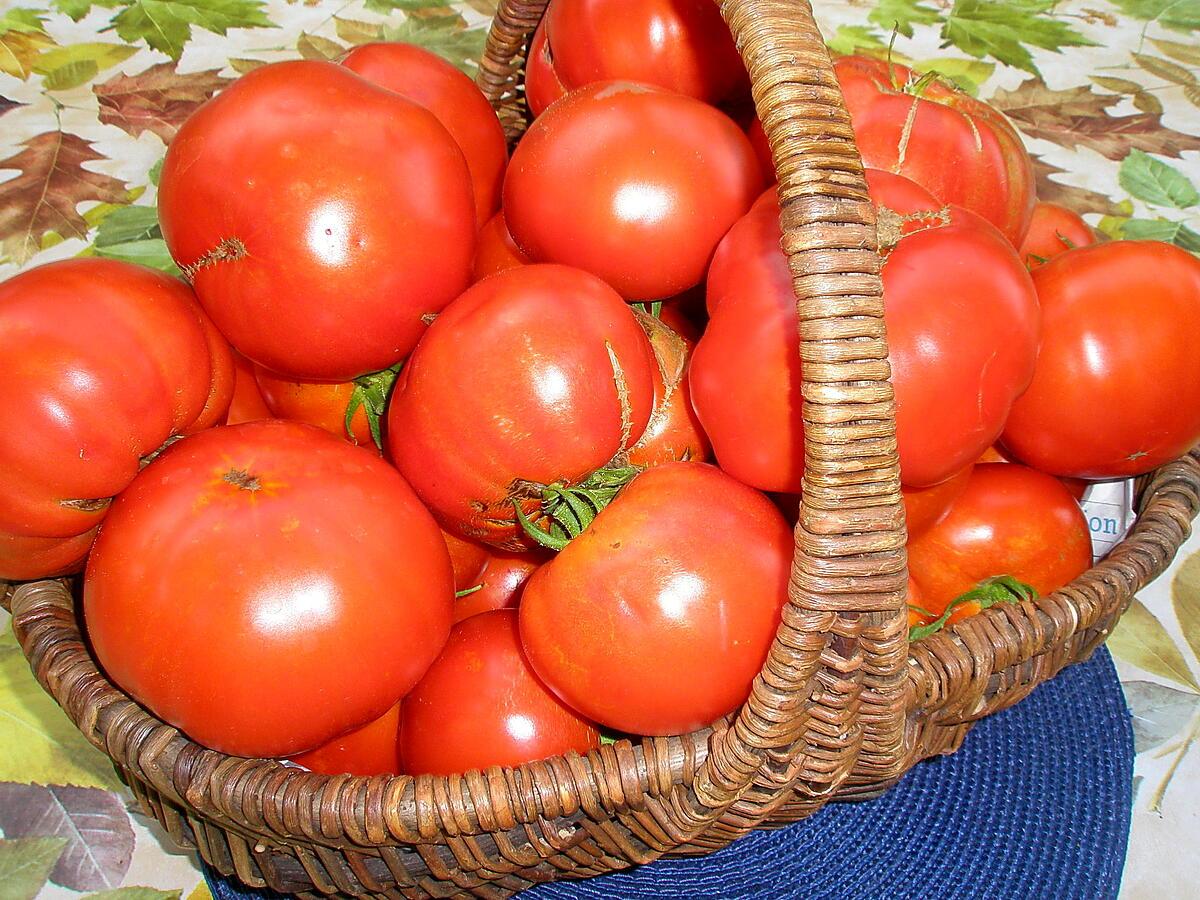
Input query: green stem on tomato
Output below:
<box><xmin>514</xmin><ymin>464</ymin><xmax>641</xmax><ymax>551</ymax></box>
<box><xmin>346</xmin><ymin>361</ymin><xmax>403</xmax><ymax>450</ymax></box>
<box><xmin>909</xmin><ymin>575</ymin><xmax>1038</xmax><ymax>642</ymax></box>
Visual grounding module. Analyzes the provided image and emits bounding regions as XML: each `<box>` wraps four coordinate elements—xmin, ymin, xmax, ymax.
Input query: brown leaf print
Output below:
<box><xmin>0</xmin><ymin>132</ymin><xmax>127</xmax><ymax>264</ymax></box>
<box><xmin>1031</xmin><ymin>157</ymin><xmax>1128</xmax><ymax>217</ymax></box>
<box><xmin>993</xmin><ymin>77</ymin><xmax>1200</xmax><ymax>160</ymax></box>
<box><xmin>94</xmin><ymin>62</ymin><xmax>230</xmax><ymax>143</ymax></box>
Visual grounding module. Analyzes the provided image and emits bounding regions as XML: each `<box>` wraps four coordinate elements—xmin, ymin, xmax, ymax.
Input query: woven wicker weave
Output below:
<box><xmin>4</xmin><ymin>0</ymin><xmax>1200</xmax><ymax>896</ymax></box>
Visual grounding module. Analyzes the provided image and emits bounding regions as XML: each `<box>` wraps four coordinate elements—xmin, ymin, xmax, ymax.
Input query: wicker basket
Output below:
<box><xmin>5</xmin><ymin>0</ymin><xmax>1200</xmax><ymax>896</ymax></box>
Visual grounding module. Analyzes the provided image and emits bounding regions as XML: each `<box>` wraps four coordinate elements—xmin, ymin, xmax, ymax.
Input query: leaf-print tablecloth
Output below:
<box><xmin>0</xmin><ymin>1</ymin><xmax>1197</xmax><ymax>898</ymax></box>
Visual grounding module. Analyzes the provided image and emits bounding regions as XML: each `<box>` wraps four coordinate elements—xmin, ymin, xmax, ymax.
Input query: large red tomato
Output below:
<box><xmin>1017</xmin><ymin>201</ymin><xmax>1095</xmax><ymax>269</ymax></box>
<box><xmin>158</xmin><ymin>60</ymin><xmax>474</xmax><ymax>382</ymax></box>
<box><xmin>907</xmin><ymin>463</ymin><xmax>1092</xmax><ymax>621</ymax></box>
<box><xmin>472</xmin><ymin>211</ymin><xmax>531</xmax><ymax>282</ymax></box>
<box><xmin>544</xmin><ymin>0</ymin><xmax>748</xmax><ymax>106</ymax></box>
<box><xmin>525</xmin><ymin>19</ymin><xmax>567</xmax><ymax>117</ymax></box>
<box><xmin>520</xmin><ymin>462</ymin><xmax>792</xmax><ymax>735</ymax></box>
<box><xmin>441</xmin><ymin>528</ymin><xmax>490</xmax><ymax>593</ymax></box>
<box><xmin>627</xmin><ymin>313</ymin><xmax>710</xmax><ymax>467</ymax></box>
<box><xmin>1003</xmin><ymin>241</ymin><xmax>1200</xmax><ymax>478</ymax></box>
<box><xmin>835</xmin><ymin>56</ymin><xmax>1035</xmax><ymax>246</ymax></box>
<box><xmin>289</xmin><ymin>702</ymin><xmax>400</xmax><ymax>776</ymax></box>
<box><xmin>692</xmin><ymin>180</ymin><xmax>1039</xmax><ymax>492</ymax></box>
<box><xmin>399</xmin><ymin>610</ymin><xmax>600</xmax><ymax>775</ymax></box>
<box><xmin>903</xmin><ymin>464</ymin><xmax>973</xmax><ymax>538</ymax></box>
<box><xmin>341</xmin><ymin>42</ymin><xmax>507</xmax><ymax>226</ymax></box>
<box><xmin>83</xmin><ymin>421</ymin><xmax>454</xmax><ymax>758</ymax></box>
<box><xmin>452</xmin><ymin>548</ymin><xmax>546</xmax><ymax>623</ymax></box>
<box><xmin>0</xmin><ymin>259</ymin><xmax>232</xmax><ymax>581</ymax></box>
<box><xmin>225</xmin><ymin>352</ymin><xmax>271</xmax><ymax>425</ymax></box>
<box><xmin>504</xmin><ymin>82</ymin><xmax>762</xmax><ymax>300</ymax></box>
<box><xmin>389</xmin><ymin>265</ymin><xmax>655</xmax><ymax>548</ymax></box>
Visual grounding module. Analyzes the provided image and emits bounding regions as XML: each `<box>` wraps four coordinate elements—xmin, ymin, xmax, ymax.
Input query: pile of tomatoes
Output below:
<box><xmin>3</xmin><ymin>0</ymin><xmax>1200</xmax><ymax>779</ymax></box>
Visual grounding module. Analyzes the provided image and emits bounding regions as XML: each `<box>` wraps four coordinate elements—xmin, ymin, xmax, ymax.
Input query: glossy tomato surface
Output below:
<box><xmin>399</xmin><ymin>610</ymin><xmax>600</xmax><ymax>775</ymax></box>
<box><xmin>453</xmin><ymin>548</ymin><xmax>545</xmax><ymax>623</ymax></box>
<box><xmin>472</xmin><ymin>211</ymin><xmax>531</xmax><ymax>282</ymax></box>
<box><xmin>525</xmin><ymin>19</ymin><xmax>567</xmax><ymax>117</ymax></box>
<box><xmin>1017</xmin><ymin>201</ymin><xmax>1095</xmax><ymax>269</ymax></box>
<box><xmin>835</xmin><ymin>56</ymin><xmax>1035</xmax><ymax>245</ymax></box>
<box><xmin>0</xmin><ymin>259</ymin><xmax>232</xmax><ymax>580</ymax></box>
<box><xmin>520</xmin><ymin>462</ymin><xmax>792</xmax><ymax>735</ymax></box>
<box><xmin>341</xmin><ymin>42</ymin><xmax>507</xmax><ymax>226</ymax></box>
<box><xmin>504</xmin><ymin>82</ymin><xmax>762</xmax><ymax>300</ymax></box>
<box><xmin>289</xmin><ymin>702</ymin><xmax>400</xmax><ymax>776</ymax></box>
<box><xmin>1003</xmin><ymin>241</ymin><xmax>1200</xmax><ymax>479</ymax></box>
<box><xmin>158</xmin><ymin>60</ymin><xmax>474</xmax><ymax>381</ymax></box>
<box><xmin>907</xmin><ymin>463</ymin><xmax>1092</xmax><ymax>620</ymax></box>
<box><xmin>389</xmin><ymin>265</ymin><xmax>655</xmax><ymax>548</ymax></box>
<box><xmin>903</xmin><ymin>464</ymin><xmax>973</xmax><ymax>538</ymax></box>
<box><xmin>545</xmin><ymin>0</ymin><xmax>747</xmax><ymax>105</ymax></box>
<box><xmin>84</xmin><ymin>421</ymin><xmax>454</xmax><ymax>758</ymax></box>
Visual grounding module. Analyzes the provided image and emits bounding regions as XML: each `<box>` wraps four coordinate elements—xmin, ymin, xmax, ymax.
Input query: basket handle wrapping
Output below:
<box><xmin>478</xmin><ymin>0</ymin><xmax>911</xmax><ymax>831</ymax></box>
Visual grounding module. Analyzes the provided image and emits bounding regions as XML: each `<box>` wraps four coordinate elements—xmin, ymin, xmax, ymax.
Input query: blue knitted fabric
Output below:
<box><xmin>205</xmin><ymin>646</ymin><xmax>1133</xmax><ymax>900</ymax></box>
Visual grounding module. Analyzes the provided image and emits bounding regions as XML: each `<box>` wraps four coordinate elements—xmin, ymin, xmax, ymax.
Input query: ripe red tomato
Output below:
<box><xmin>544</xmin><ymin>0</ymin><xmax>748</xmax><ymax>106</ymax></box>
<box><xmin>389</xmin><ymin>265</ymin><xmax>655</xmax><ymax>548</ymax></box>
<box><xmin>979</xmin><ymin>444</ymin><xmax>1088</xmax><ymax>499</ymax></box>
<box><xmin>452</xmin><ymin>549</ymin><xmax>546</xmax><ymax>623</ymax></box>
<box><xmin>906</xmin><ymin>576</ymin><xmax>932</xmax><ymax>630</ymax></box>
<box><xmin>253</xmin><ymin>364</ymin><xmax>399</xmax><ymax>452</ymax></box>
<box><xmin>628</xmin><ymin>312</ymin><xmax>710</xmax><ymax>467</ymax></box>
<box><xmin>520</xmin><ymin>462</ymin><xmax>792</xmax><ymax>735</ymax></box>
<box><xmin>504</xmin><ymin>82</ymin><xmax>762</xmax><ymax>300</ymax></box>
<box><xmin>399</xmin><ymin>610</ymin><xmax>599</xmax><ymax>775</ymax></box>
<box><xmin>903</xmin><ymin>464</ymin><xmax>973</xmax><ymax>538</ymax></box>
<box><xmin>225</xmin><ymin>352</ymin><xmax>271</xmax><ymax>425</ymax></box>
<box><xmin>472</xmin><ymin>211</ymin><xmax>531</xmax><ymax>282</ymax></box>
<box><xmin>1017</xmin><ymin>201</ymin><xmax>1095</xmax><ymax>269</ymax></box>
<box><xmin>289</xmin><ymin>702</ymin><xmax>400</xmax><ymax>776</ymax></box>
<box><xmin>441</xmin><ymin>528</ymin><xmax>490</xmax><ymax>593</ymax></box>
<box><xmin>1003</xmin><ymin>241</ymin><xmax>1200</xmax><ymax>479</ymax></box>
<box><xmin>158</xmin><ymin>60</ymin><xmax>474</xmax><ymax>382</ymax></box>
<box><xmin>693</xmin><ymin>179</ymin><xmax>1037</xmax><ymax>491</ymax></box>
<box><xmin>746</xmin><ymin>116</ymin><xmax>774</xmax><ymax>182</ymax></box>
<box><xmin>525</xmin><ymin>19</ymin><xmax>567</xmax><ymax>117</ymax></box>
<box><xmin>341</xmin><ymin>42</ymin><xmax>507</xmax><ymax>226</ymax></box>
<box><xmin>907</xmin><ymin>463</ymin><xmax>1092</xmax><ymax>621</ymax></box>
<box><xmin>0</xmin><ymin>259</ymin><xmax>232</xmax><ymax>581</ymax></box>
<box><xmin>835</xmin><ymin>56</ymin><xmax>1035</xmax><ymax>246</ymax></box>
<box><xmin>83</xmin><ymin>420</ymin><xmax>454</xmax><ymax>758</ymax></box>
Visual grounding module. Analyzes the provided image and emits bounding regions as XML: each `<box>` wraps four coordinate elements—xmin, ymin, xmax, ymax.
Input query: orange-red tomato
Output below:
<box><xmin>906</xmin><ymin>577</ymin><xmax>933</xmax><ymax>630</ymax></box>
<box><xmin>520</xmin><ymin>462</ymin><xmax>792</xmax><ymax>735</ymax></box>
<box><xmin>341</xmin><ymin>42</ymin><xmax>507</xmax><ymax>226</ymax></box>
<box><xmin>289</xmin><ymin>702</ymin><xmax>401</xmax><ymax>776</ymax></box>
<box><xmin>452</xmin><ymin>549</ymin><xmax>545</xmax><ymax>623</ymax></box>
<box><xmin>1003</xmin><ymin>241</ymin><xmax>1200</xmax><ymax>479</ymax></box>
<box><xmin>835</xmin><ymin>55</ymin><xmax>1035</xmax><ymax>246</ymax></box>
<box><xmin>83</xmin><ymin>421</ymin><xmax>454</xmax><ymax>758</ymax></box>
<box><xmin>225</xmin><ymin>352</ymin><xmax>271</xmax><ymax>425</ymax></box>
<box><xmin>544</xmin><ymin>0</ymin><xmax>748</xmax><ymax>106</ymax></box>
<box><xmin>158</xmin><ymin>60</ymin><xmax>474</xmax><ymax>381</ymax></box>
<box><xmin>746</xmin><ymin>115</ymin><xmax>774</xmax><ymax>182</ymax></box>
<box><xmin>389</xmin><ymin>265</ymin><xmax>655</xmax><ymax>548</ymax></box>
<box><xmin>525</xmin><ymin>19</ymin><xmax>567</xmax><ymax>117</ymax></box>
<box><xmin>254</xmin><ymin>368</ymin><xmax>375</xmax><ymax>449</ymax></box>
<box><xmin>1017</xmin><ymin>201</ymin><xmax>1095</xmax><ymax>269</ymax></box>
<box><xmin>907</xmin><ymin>464</ymin><xmax>1092</xmax><ymax>622</ymax></box>
<box><xmin>0</xmin><ymin>259</ymin><xmax>232</xmax><ymax>581</ymax></box>
<box><xmin>441</xmin><ymin>528</ymin><xmax>490</xmax><ymax>594</ymax></box>
<box><xmin>398</xmin><ymin>610</ymin><xmax>600</xmax><ymax>775</ymax></box>
<box><xmin>472</xmin><ymin>210</ymin><xmax>531</xmax><ymax>282</ymax></box>
<box><xmin>628</xmin><ymin>315</ymin><xmax>710</xmax><ymax>467</ymax></box>
<box><xmin>903</xmin><ymin>465</ymin><xmax>974</xmax><ymax>538</ymax></box>
<box><xmin>504</xmin><ymin>82</ymin><xmax>762</xmax><ymax>300</ymax></box>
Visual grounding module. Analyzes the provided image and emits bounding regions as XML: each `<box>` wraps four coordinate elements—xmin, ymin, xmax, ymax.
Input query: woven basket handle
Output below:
<box><xmin>477</xmin><ymin>0</ymin><xmax>910</xmax><ymax>828</ymax></box>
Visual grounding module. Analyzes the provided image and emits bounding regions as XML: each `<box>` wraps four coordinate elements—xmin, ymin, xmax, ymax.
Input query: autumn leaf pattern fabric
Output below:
<box><xmin>0</xmin><ymin>1</ymin><xmax>1197</xmax><ymax>898</ymax></box>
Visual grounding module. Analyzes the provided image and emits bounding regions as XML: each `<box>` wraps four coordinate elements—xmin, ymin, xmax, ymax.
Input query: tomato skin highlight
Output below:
<box><xmin>158</xmin><ymin>60</ymin><xmax>475</xmax><ymax>382</ymax></box>
<box><xmin>389</xmin><ymin>264</ymin><xmax>655</xmax><ymax>549</ymax></box>
<box><xmin>1017</xmin><ymin>201</ymin><xmax>1095</xmax><ymax>269</ymax></box>
<box><xmin>1003</xmin><ymin>241</ymin><xmax>1200</xmax><ymax>479</ymax></box>
<box><xmin>907</xmin><ymin>463</ymin><xmax>1092</xmax><ymax>622</ymax></box>
<box><xmin>545</xmin><ymin>0</ymin><xmax>748</xmax><ymax>106</ymax></box>
<box><xmin>341</xmin><ymin>42</ymin><xmax>507</xmax><ymax>226</ymax></box>
<box><xmin>399</xmin><ymin>610</ymin><xmax>600</xmax><ymax>775</ymax></box>
<box><xmin>289</xmin><ymin>702</ymin><xmax>401</xmax><ymax>776</ymax></box>
<box><xmin>0</xmin><ymin>258</ymin><xmax>232</xmax><ymax>580</ymax></box>
<box><xmin>520</xmin><ymin>462</ymin><xmax>792</xmax><ymax>736</ymax></box>
<box><xmin>835</xmin><ymin>55</ymin><xmax>1036</xmax><ymax>246</ymax></box>
<box><xmin>504</xmin><ymin>81</ymin><xmax>762</xmax><ymax>300</ymax></box>
<box><xmin>83</xmin><ymin>420</ymin><xmax>454</xmax><ymax>759</ymax></box>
